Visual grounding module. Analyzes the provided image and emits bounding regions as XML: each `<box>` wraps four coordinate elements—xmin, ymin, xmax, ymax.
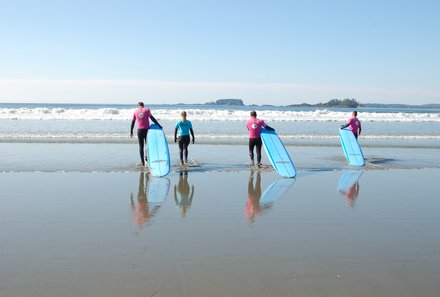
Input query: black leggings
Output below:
<box><xmin>178</xmin><ymin>135</ymin><xmax>190</xmax><ymax>162</ymax></box>
<box><xmin>249</xmin><ymin>138</ymin><xmax>262</xmax><ymax>163</ymax></box>
<box><xmin>137</xmin><ymin>129</ymin><xmax>148</xmax><ymax>163</ymax></box>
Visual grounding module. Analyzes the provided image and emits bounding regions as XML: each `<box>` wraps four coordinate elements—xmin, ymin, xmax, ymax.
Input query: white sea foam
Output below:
<box><xmin>1</xmin><ymin>133</ymin><xmax>440</xmax><ymax>140</ymax></box>
<box><xmin>0</xmin><ymin>107</ymin><xmax>439</xmax><ymax>122</ymax></box>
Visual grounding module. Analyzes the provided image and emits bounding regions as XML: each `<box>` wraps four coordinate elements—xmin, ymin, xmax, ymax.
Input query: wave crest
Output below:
<box><xmin>0</xmin><ymin>107</ymin><xmax>439</xmax><ymax>122</ymax></box>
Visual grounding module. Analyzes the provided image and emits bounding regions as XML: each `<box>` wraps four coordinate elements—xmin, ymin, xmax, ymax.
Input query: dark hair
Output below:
<box><xmin>352</xmin><ymin>111</ymin><xmax>357</xmax><ymax>116</ymax></box>
<box><xmin>138</xmin><ymin>102</ymin><xmax>144</xmax><ymax>107</ymax></box>
<box><xmin>250</xmin><ymin>111</ymin><xmax>257</xmax><ymax>117</ymax></box>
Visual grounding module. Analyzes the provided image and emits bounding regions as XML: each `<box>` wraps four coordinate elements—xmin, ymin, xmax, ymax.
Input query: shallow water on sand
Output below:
<box><xmin>1</xmin><ymin>169</ymin><xmax>440</xmax><ymax>297</ymax></box>
<box><xmin>1</xmin><ymin>143</ymin><xmax>440</xmax><ymax>173</ymax></box>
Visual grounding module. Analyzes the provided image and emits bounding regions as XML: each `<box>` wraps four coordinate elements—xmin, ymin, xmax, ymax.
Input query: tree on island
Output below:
<box><xmin>289</xmin><ymin>98</ymin><xmax>362</xmax><ymax>108</ymax></box>
<box><xmin>318</xmin><ymin>98</ymin><xmax>361</xmax><ymax>108</ymax></box>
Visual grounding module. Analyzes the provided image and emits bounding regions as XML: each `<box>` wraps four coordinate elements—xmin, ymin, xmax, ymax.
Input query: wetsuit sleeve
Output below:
<box><xmin>358</xmin><ymin>121</ymin><xmax>362</xmax><ymax>135</ymax></box>
<box><xmin>150</xmin><ymin>114</ymin><xmax>162</xmax><ymax>129</ymax></box>
<box><xmin>340</xmin><ymin>123</ymin><xmax>349</xmax><ymax>129</ymax></box>
<box><xmin>130</xmin><ymin>113</ymin><xmax>137</xmax><ymax>134</ymax></box>
<box><xmin>190</xmin><ymin>128</ymin><xmax>195</xmax><ymax>143</ymax></box>
<box><xmin>130</xmin><ymin>120</ymin><xmax>136</xmax><ymax>134</ymax></box>
<box><xmin>262</xmin><ymin>121</ymin><xmax>275</xmax><ymax>131</ymax></box>
<box><xmin>265</xmin><ymin>125</ymin><xmax>275</xmax><ymax>131</ymax></box>
<box><xmin>174</xmin><ymin>127</ymin><xmax>178</xmax><ymax>141</ymax></box>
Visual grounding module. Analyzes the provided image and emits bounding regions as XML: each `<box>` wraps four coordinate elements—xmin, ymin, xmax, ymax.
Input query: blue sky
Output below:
<box><xmin>0</xmin><ymin>0</ymin><xmax>439</xmax><ymax>104</ymax></box>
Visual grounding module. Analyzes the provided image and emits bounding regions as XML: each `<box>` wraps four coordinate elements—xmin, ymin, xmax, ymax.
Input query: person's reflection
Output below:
<box><xmin>337</xmin><ymin>170</ymin><xmax>362</xmax><ymax>208</ymax></box>
<box><xmin>245</xmin><ymin>172</ymin><xmax>265</xmax><ymax>222</ymax></box>
<box><xmin>130</xmin><ymin>172</ymin><xmax>161</xmax><ymax>227</ymax></box>
<box><xmin>174</xmin><ymin>170</ymin><xmax>194</xmax><ymax>218</ymax></box>
<box><xmin>343</xmin><ymin>181</ymin><xmax>360</xmax><ymax>208</ymax></box>
<box><xmin>246</xmin><ymin>173</ymin><xmax>295</xmax><ymax>222</ymax></box>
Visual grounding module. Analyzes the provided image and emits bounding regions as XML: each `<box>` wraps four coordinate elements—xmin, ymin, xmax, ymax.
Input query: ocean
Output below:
<box><xmin>1</xmin><ymin>102</ymin><xmax>440</xmax><ymax>172</ymax></box>
<box><xmin>1</xmin><ymin>103</ymin><xmax>439</xmax><ymax>146</ymax></box>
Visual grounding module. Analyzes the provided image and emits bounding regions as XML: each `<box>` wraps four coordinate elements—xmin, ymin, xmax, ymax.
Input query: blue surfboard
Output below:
<box><xmin>339</xmin><ymin>128</ymin><xmax>365</xmax><ymax>166</ymax></box>
<box><xmin>147</xmin><ymin>124</ymin><xmax>171</xmax><ymax>177</ymax></box>
<box><xmin>260</xmin><ymin>129</ymin><xmax>296</xmax><ymax>178</ymax></box>
<box><xmin>148</xmin><ymin>177</ymin><xmax>170</xmax><ymax>203</ymax></box>
<box><xmin>337</xmin><ymin>170</ymin><xmax>363</xmax><ymax>192</ymax></box>
<box><xmin>260</xmin><ymin>178</ymin><xmax>295</xmax><ymax>206</ymax></box>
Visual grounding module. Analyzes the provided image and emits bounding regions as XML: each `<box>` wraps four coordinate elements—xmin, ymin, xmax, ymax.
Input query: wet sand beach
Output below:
<box><xmin>2</xmin><ymin>142</ymin><xmax>440</xmax><ymax>172</ymax></box>
<box><xmin>1</xmin><ymin>168</ymin><xmax>440</xmax><ymax>297</ymax></box>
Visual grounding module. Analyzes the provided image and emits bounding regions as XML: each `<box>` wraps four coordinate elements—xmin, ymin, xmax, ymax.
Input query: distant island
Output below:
<box><xmin>288</xmin><ymin>98</ymin><xmax>440</xmax><ymax>109</ymax></box>
<box><xmin>288</xmin><ymin>98</ymin><xmax>362</xmax><ymax>108</ymax></box>
<box><xmin>200</xmin><ymin>98</ymin><xmax>439</xmax><ymax>109</ymax></box>
<box><xmin>205</xmin><ymin>99</ymin><xmax>245</xmax><ymax>106</ymax></box>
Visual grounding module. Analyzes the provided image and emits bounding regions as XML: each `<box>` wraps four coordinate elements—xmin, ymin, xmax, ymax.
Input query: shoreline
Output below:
<box><xmin>1</xmin><ymin>138</ymin><xmax>440</xmax><ymax>148</ymax></box>
<box><xmin>1</xmin><ymin>143</ymin><xmax>440</xmax><ymax>173</ymax></box>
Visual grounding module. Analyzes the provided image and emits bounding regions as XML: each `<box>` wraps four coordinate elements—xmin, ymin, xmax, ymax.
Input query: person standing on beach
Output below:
<box><xmin>174</xmin><ymin>111</ymin><xmax>195</xmax><ymax>166</ymax></box>
<box><xmin>246</xmin><ymin>111</ymin><xmax>274</xmax><ymax>166</ymax></box>
<box><xmin>130</xmin><ymin>102</ymin><xmax>162</xmax><ymax>166</ymax></box>
<box><xmin>340</xmin><ymin>111</ymin><xmax>362</xmax><ymax>139</ymax></box>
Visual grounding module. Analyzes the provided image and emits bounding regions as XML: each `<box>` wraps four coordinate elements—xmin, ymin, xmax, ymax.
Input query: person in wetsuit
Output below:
<box><xmin>246</xmin><ymin>111</ymin><xmax>274</xmax><ymax>166</ymax></box>
<box><xmin>130</xmin><ymin>102</ymin><xmax>162</xmax><ymax>166</ymax></box>
<box><xmin>340</xmin><ymin>111</ymin><xmax>362</xmax><ymax>139</ymax></box>
<box><xmin>174</xmin><ymin>111</ymin><xmax>195</xmax><ymax>166</ymax></box>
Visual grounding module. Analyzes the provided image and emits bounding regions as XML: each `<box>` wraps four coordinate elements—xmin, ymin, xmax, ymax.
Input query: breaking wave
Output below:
<box><xmin>1</xmin><ymin>107</ymin><xmax>440</xmax><ymax>122</ymax></box>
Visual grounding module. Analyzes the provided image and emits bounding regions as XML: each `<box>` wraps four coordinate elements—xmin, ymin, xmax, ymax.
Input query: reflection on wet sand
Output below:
<box><xmin>174</xmin><ymin>170</ymin><xmax>195</xmax><ymax>218</ymax></box>
<box><xmin>337</xmin><ymin>170</ymin><xmax>363</xmax><ymax>208</ymax></box>
<box><xmin>130</xmin><ymin>172</ymin><xmax>170</xmax><ymax>227</ymax></box>
<box><xmin>245</xmin><ymin>172</ymin><xmax>295</xmax><ymax>222</ymax></box>
<box><xmin>245</xmin><ymin>172</ymin><xmax>264</xmax><ymax>222</ymax></box>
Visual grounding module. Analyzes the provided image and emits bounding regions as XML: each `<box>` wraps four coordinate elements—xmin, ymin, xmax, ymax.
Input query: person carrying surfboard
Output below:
<box><xmin>246</xmin><ymin>111</ymin><xmax>274</xmax><ymax>167</ymax></box>
<box><xmin>340</xmin><ymin>111</ymin><xmax>362</xmax><ymax>139</ymax></box>
<box><xmin>130</xmin><ymin>102</ymin><xmax>163</xmax><ymax>166</ymax></box>
<box><xmin>174</xmin><ymin>111</ymin><xmax>195</xmax><ymax>166</ymax></box>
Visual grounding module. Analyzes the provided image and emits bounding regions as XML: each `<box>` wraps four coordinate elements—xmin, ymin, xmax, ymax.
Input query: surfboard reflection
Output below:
<box><xmin>174</xmin><ymin>170</ymin><xmax>195</xmax><ymax>218</ymax></box>
<box><xmin>130</xmin><ymin>172</ymin><xmax>170</xmax><ymax>227</ymax></box>
<box><xmin>245</xmin><ymin>172</ymin><xmax>295</xmax><ymax>222</ymax></box>
<box><xmin>337</xmin><ymin>170</ymin><xmax>363</xmax><ymax>208</ymax></box>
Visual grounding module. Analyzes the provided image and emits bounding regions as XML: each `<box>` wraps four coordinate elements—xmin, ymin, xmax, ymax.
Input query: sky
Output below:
<box><xmin>0</xmin><ymin>0</ymin><xmax>439</xmax><ymax>105</ymax></box>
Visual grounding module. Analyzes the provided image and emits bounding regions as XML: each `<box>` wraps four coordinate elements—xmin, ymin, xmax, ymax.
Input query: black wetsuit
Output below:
<box><xmin>178</xmin><ymin>135</ymin><xmax>191</xmax><ymax>162</ymax></box>
<box><xmin>137</xmin><ymin>129</ymin><xmax>148</xmax><ymax>164</ymax></box>
<box><xmin>249</xmin><ymin>138</ymin><xmax>263</xmax><ymax>164</ymax></box>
